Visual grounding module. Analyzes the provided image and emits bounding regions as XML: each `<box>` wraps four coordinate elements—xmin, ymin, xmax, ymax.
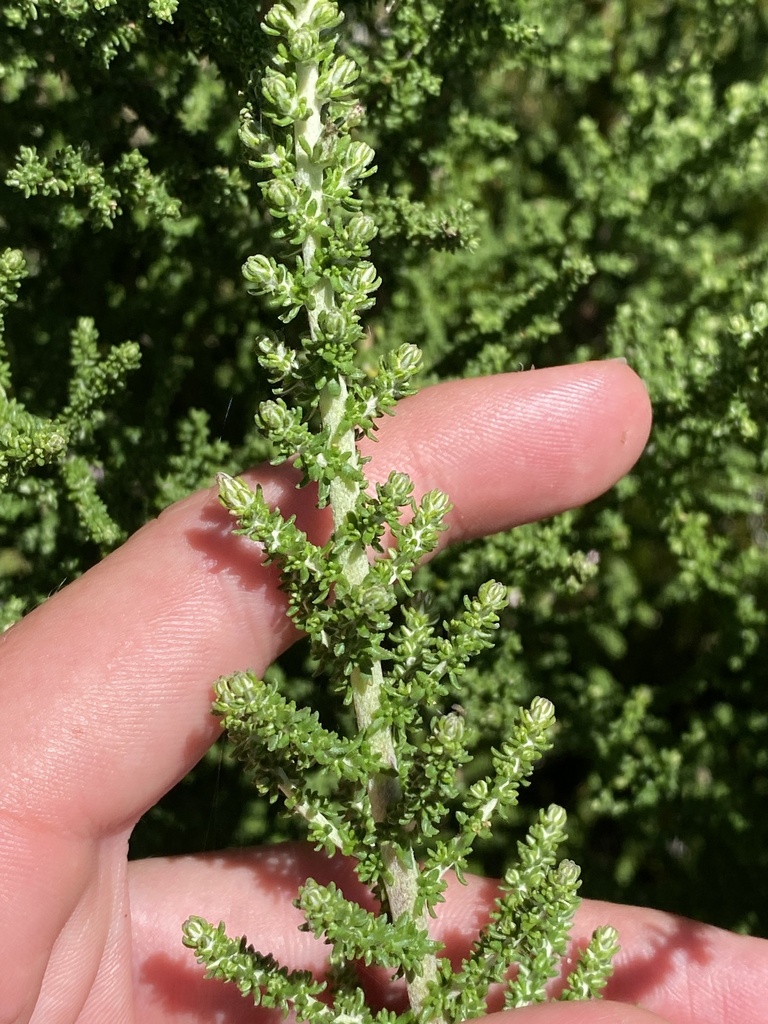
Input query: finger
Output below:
<box><xmin>363</xmin><ymin>359</ymin><xmax>650</xmax><ymax>539</ymax></box>
<box><xmin>0</xmin><ymin>361</ymin><xmax>650</xmax><ymax>839</ymax></box>
<box><xmin>128</xmin><ymin>845</ymin><xmax>764</xmax><ymax>1024</ymax></box>
<box><xmin>576</xmin><ymin>897</ymin><xmax>768</xmax><ymax>1024</ymax></box>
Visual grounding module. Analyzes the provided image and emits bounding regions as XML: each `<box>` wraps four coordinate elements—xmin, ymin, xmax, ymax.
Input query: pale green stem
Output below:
<box><xmin>291</xmin><ymin>3</ymin><xmax>441</xmax><ymax>1019</ymax></box>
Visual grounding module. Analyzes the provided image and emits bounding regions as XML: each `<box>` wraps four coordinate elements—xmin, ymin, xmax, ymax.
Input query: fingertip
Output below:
<box><xmin>594</xmin><ymin>357</ymin><xmax>653</xmax><ymax>451</ymax></box>
<box><xmin>375</xmin><ymin>360</ymin><xmax>652</xmax><ymax>540</ymax></box>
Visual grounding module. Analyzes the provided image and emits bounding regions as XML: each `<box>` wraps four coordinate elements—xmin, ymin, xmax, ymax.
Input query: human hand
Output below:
<box><xmin>0</xmin><ymin>361</ymin><xmax>762</xmax><ymax>1024</ymax></box>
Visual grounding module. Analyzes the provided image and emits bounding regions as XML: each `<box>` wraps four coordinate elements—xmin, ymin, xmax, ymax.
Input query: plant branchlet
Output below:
<box><xmin>182</xmin><ymin>2</ymin><xmax>618</xmax><ymax>1020</ymax></box>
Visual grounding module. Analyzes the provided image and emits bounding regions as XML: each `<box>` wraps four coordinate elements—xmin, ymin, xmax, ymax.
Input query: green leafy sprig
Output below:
<box><xmin>0</xmin><ymin>249</ymin><xmax>140</xmax><ymax>551</ymax></box>
<box><xmin>182</xmin><ymin>2</ymin><xmax>618</xmax><ymax>1021</ymax></box>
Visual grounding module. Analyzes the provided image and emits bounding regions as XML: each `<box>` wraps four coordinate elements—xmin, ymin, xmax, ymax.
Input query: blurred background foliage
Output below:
<box><xmin>2</xmin><ymin>0</ymin><xmax>768</xmax><ymax>935</ymax></box>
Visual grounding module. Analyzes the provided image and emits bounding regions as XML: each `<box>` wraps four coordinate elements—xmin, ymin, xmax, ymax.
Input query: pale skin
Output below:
<box><xmin>1</xmin><ymin>361</ymin><xmax>766</xmax><ymax>1024</ymax></box>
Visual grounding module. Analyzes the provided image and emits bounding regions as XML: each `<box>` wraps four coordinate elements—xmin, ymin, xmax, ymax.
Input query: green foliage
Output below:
<box><xmin>0</xmin><ymin>242</ymin><xmax>140</xmax><ymax>618</ymax></box>
<box><xmin>447</xmin><ymin>806</ymin><xmax>619</xmax><ymax>1015</ymax></box>
<box><xmin>1</xmin><ymin>0</ymin><xmax>767</xmax><ymax>992</ymax></box>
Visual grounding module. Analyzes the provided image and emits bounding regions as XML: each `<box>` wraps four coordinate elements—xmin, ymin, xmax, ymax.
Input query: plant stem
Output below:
<box><xmin>293</xmin><ymin>4</ymin><xmax>442</xmax><ymax>1017</ymax></box>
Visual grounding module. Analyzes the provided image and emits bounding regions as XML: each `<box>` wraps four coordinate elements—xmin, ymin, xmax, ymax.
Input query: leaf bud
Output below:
<box><xmin>243</xmin><ymin>253</ymin><xmax>274</xmax><ymax>284</ymax></box>
<box><xmin>263</xmin><ymin>177</ymin><xmax>297</xmax><ymax>213</ymax></box>
<box><xmin>299</xmin><ymin>881</ymin><xmax>327</xmax><ymax>915</ymax></box>
<box><xmin>217</xmin><ymin>472</ymin><xmax>254</xmax><ymax>514</ymax></box>
<box><xmin>382</xmin><ymin>471</ymin><xmax>413</xmax><ymax>507</ymax></box>
<box><xmin>42</xmin><ymin>430</ymin><xmax>67</xmax><ymax>456</ymax></box>
<box><xmin>1</xmin><ymin>248</ymin><xmax>25</xmax><ymax>276</ymax></box>
<box><xmin>320</xmin><ymin>55</ymin><xmax>359</xmax><ymax>99</ymax></box>
<box><xmin>243</xmin><ymin>254</ymin><xmax>294</xmax><ymax>302</ymax></box>
<box><xmin>555</xmin><ymin>858</ymin><xmax>581</xmax><ymax>887</ymax></box>
<box><xmin>351</xmin><ymin>260</ymin><xmax>380</xmax><ymax>294</ymax></box>
<box><xmin>477</xmin><ymin>579</ymin><xmax>508</xmax><ymax>610</ymax></box>
<box><xmin>432</xmin><ymin>711</ymin><xmax>465</xmax><ymax>745</ymax></box>
<box><xmin>181</xmin><ymin>915</ymin><xmax>208</xmax><ymax>946</ymax></box>
<box><xmin>468</xmin><ymin>779</ymin><xmax>489</xmax><ymax>802</ymax></box>
<box><xmin>262</xmin><ymin>2</ymin><xmax>297</xmax><ymax>35</ymax></box>
<box><xmin>262</xmin><ymin>70</ymin><xmax>298</xmax><ymax>119</ymax></box>
<box><xmin>528</xmin><ymin>696</ymin><xmax>556</xmax><ymax>727</ymax></box>
<box><xmin>287</xmin><ymin>25</ymin><xmax>318</xmax><ymax>63</ymax></box>
<box><xmin>346</xmin><ymin>212</ymin><xmax>377</xmax><ymax>249</ymax></box>
<box><xmin>419</xmin><ymin>489</ymin><xmax>452</xmax><ymax>521</ymax></box>
<box><xmin>342</xmin><ymin>140</ymin><xmax>376</xmax><ymax>182</ymax></box>
<box><xmin>258</xmin><ymin>336</ymin><xmax>299</xmax><ymax>378</ymax></box>
<box><xmin>591</xmin><ymin>925</ymin><xmax>621</xmax><ymax>956</ymax></box>
<box><xmin>545</xmin><ymin>803</ymin><xmax>568</xmax><ymax>830</ymax></box>
<box><xmin>317</xmin><ymin>306</ymin><xmax>350</xmax><ymax>341</ymax></box>
<box><xmin>238</xmin><ymin>108</ymin><xmax>269</xmax><ymax>154</ymax></box>
<box><xmin>148</xmin><ymin>0</ymin><xmax>178</xmax><ymax>21</ymax></box>
<box><xmin>307</xmin><ymin>0</ymin><xmax>344</xmax><ymax>31</ymax></box>
<box><xmin>258</xmin><ymin>398</ymin><xmax>297</xmax><ymax>435</ymax></box>
<box><xmin>390</xmin><ymin>343</ymin><xmax>422</xmax><ymax>378</ymax></box>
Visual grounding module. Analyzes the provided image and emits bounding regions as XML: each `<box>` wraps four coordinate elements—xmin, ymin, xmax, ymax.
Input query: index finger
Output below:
<box><xmin>0</xmin><ymin>361</ymin><xmax>650</xmax><ymax>837</ymax></box>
